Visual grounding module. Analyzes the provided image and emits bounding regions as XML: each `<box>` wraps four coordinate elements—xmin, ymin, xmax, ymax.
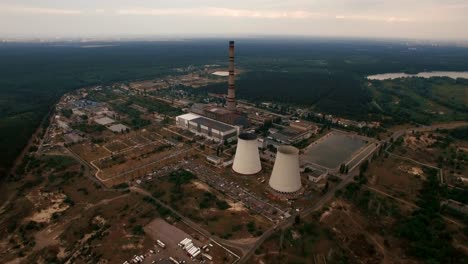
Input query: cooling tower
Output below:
<box><xmin>226</xmin><ymin>40</ymin><xmax>236</xmax><ymax>111</ymax></box>
<box><xmin>232</xmin><ymin>133</ymin><xmax>261</xmax><ymax>175</ymax></box>
<box><xmin>269</xmin><ymin>146</ymin><xmax>302</xmax><ymax>193</ymax></box>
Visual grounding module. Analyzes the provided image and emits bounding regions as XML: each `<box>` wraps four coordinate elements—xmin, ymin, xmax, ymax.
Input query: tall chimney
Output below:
<box><xmin>226</xmin><ymin>40</ymin><xmax>236</xmax><ymax>111</ymax></box>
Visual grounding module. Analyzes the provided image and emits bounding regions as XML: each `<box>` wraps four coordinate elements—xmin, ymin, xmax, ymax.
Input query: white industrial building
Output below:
<box><xmin>176</xmin><ymin>113</ymin><xmax>238</xmax><ymax>142</ymax></box>
<box><xmin>269</xmin><ymin>145</ymin><xmax>302</xmax><ymax>194</ymax></box>
<box><xmin>306</xmin><ymin>167</ymin><xmax>328</xmax><ymax>183</ymax></box>
<box><xmin>94</xmin><ymin>116</ymin><xmax>115</xmax><ymax>125</ymax></box>
<box><xmin>108</xmin><ymin>123</ymin><xmax>129</xmax><ymax>133</ymax></box>
<box><xmin>232</xmin><ymin>133</ymin><xmax>262</xmax><ymax>175</ymax></box>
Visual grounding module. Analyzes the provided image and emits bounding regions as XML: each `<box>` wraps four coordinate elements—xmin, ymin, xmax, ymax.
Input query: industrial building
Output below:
<box><xmin>191</xmin><ymin>103</ymin><xmax>248</xmax><ymax>126</ymax></box>
<box><xmin>290</xmin><ymin>120</ymin><xmax>319</xmax><ymax>133</ymax></box>
<box><xmin>269</xmin><ymin>146</ymin><xmax>302</xmax><ymax>195</ymax></box>
<box><xmin>269</xmin><ymin>127</ymin><xmax>312</xmax><ymax>145</ymax></box>
<box><xmin>93</xmin><ymin>116</ymin><xmax>115</xmax><ymax>126</ymax></box>
<box><xmin>305</xmin><ymin>166</ymin><xmax>328</xmax><ymax>183</ymax></box>
<box><xmin>108</xmin><ymin>123</ymin><xmax>129</xmax><ymax>133</ymax></box>
<box><xmin>232</xmin><ymin>133</ymin><xmax>262</xmax><ymax>175</ymax></box>
<box><xmin>176</xmin><ymin>113</ymin><xmax>238</xmax><ymax>142</ymax></box>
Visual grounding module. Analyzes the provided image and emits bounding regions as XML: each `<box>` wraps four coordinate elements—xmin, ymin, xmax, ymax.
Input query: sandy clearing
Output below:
<box><xmin>191</xmin><ymin>180</ymin><xmax>211</xmax><ymax>192</ymax></box>
<box><xmin>227</xmin><ymin>201</ymin><xmax>247</xmax><ymax>212</ymax></box>
<box><xmin>27</xmin><ymin>192</ymin><xmax>69</xmax><ymax>223</ymax></box>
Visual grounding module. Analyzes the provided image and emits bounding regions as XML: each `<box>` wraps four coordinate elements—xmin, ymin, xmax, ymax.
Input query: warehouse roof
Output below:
<box><xmin>94</xmin><ymin>116</ymin><xmax>115</xmax><ymax>125</ymax></box>
<box><xmin>108</xmin><ymin>123</ymin><xmax>129</xmax><ymax>132</ymax></box>
<box><xmin>177</xmin><ymin>113</ymin><xmax>201</xmax><ymax>121</ymax></box>
<box><xmin>191</xmin><ymin>117</ymin><xmax>235</xmax><ymax>132</ymax></box>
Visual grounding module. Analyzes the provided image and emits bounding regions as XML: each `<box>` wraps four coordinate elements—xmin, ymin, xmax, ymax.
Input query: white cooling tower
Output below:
<box><xmin>269</xmin><ymin>146</ymin><xmax>302</xmax><ymax>193</ymax></box>
<box><xmin>232</xmin><ymin>133</ymin><xmax>262</xmax><ymax>175</ymax></box>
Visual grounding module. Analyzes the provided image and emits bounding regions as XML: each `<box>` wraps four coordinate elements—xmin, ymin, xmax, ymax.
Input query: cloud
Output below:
<box><xmin>116</xmin><ymin>7</ymin><xmax>326</xmax><ymax>19</ymax></box>
<box><xmin>117</xmin><ymin>7</ymin><xmax>410</xmax><ymax>23</ymax></box>
<box><xmin>0</xmin><ymin>5</ymin><xmax>82</xmax><ymax>15</ymax></box>
<box><xmin>335</xmin><ymin>15</ymin><xmax>410</xmax><ymax>23</ymax></box>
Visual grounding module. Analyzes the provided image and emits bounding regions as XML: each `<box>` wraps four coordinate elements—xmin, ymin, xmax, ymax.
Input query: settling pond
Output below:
<box><xmin>302</xmin><ymin>131</ymin><xmax>368</xmax><ymax>170</ymax></box>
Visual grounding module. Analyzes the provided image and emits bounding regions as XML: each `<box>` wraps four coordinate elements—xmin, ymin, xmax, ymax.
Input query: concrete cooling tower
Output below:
<box><xmin>269</xmin><ymin>146</ymin><xmax>302</xmax><ymax>194</ymax></box>
<box><xmin>232</xmin><ymin>133</ymin><xmax>262</xmax><ymax>175</ymax></box>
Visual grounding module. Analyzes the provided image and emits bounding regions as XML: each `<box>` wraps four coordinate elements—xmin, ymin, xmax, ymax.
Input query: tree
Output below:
<box><xmin>339</xmin><ymin>164</ymin><xmax>345</xmax><ymax>173</ymax></box>
<box><xmin>294</xmin><ymin>215</ymin><xmax>301</xmax><ymax>225</ymax></box>
<box><xmin>359</xmin><ymin>160</ymin><xmax>369</xmax><ymax>174</ymax></box>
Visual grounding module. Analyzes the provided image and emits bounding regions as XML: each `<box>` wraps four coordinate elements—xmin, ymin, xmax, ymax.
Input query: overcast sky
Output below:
<box><xmin>1</xmin><ymin>0</ymin><xmax>467</xmax><ymax>40</ymax></box>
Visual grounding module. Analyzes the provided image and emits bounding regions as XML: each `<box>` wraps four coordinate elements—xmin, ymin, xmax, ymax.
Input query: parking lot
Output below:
<box><xmin>131</xmin><ymin>156</ymin><xmax>288</xmax><ymax>223</ymax></box>
<box><xmin>188</xmin><ymin>164</ymin><xmax>287</xmax><ymax>222</ymax></box>
<box><xmin>122</xmin><ymin>218</ymin><xmax>225</xmax><ymax>264</ymax></box>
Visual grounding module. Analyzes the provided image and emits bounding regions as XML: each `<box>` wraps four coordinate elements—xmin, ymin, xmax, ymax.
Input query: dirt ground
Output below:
<box><xmin>320</xmin><ymin>200</ymin><xmax>418</xmax><ymax>264</ymax></box>
<box><xmin>70</xmin><ymin>142</ymin><xmax>109</xmax><ymax>162</ymax></box>
<box><xmin>367</xmin><ymin>156</ymin><xmax>424</xmax><ymax>202</ymax></box>
<box><xmin>0</xmin><ymin>149</ymin><xmax>167</xmax><ymax>264</ymax></box>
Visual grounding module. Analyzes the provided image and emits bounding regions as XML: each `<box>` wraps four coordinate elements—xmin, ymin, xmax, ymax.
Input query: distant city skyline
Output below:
<box><xmin>1</xmin><ymin>0</ymin><xmax>468</xmax><ymax>41</ymax></box>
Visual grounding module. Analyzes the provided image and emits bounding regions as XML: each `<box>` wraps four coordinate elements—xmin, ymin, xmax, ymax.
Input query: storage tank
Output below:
<box><xmin>269</xmin><ymin>145</ymin><xmax>302</xmax><ymax>193</ymax></box>
<box><xmin>232</xmin><ymin>133</ymin><xmax>262</xmax><ymax>175</ymax></box>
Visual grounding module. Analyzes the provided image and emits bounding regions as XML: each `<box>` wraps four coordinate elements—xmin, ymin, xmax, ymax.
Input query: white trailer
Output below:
<box><xmin>189</xmin><ymin>247</ymin><xmax>198</xmax><ymax>256</ymax></box>
<box><xmin>184</xmin><ymin>242</ymin><xmax>194</xmax><ymax>251</ymax></box>
<box><xmin>202</xmin><ymin>253</ymin><xmax>213</xmax><ymax>261</ymax></box>
<box><xmin>156</xmin><ymin>240</ymin><xmax>166</xmax><ymax>249</ymax></box>
<box><xmin>179</xmin><ymin>238</ymin><xmax>191</xmax><ymax>247</ymax></box>
<box><xmin>192</xmin><ymin>249</ymin><xmax>201</xmax><ymax>258</ymax></box>
<box><xmin>169</xmin><ymin>257</ymin><xmax>179</xmax><ymax>264</ymax></box>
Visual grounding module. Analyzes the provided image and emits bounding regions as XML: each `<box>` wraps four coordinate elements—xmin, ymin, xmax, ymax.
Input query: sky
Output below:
<box><xmin>1</xmin><ymin>0</ymin><xmax>467</xmax><ymax>40</ymax></box>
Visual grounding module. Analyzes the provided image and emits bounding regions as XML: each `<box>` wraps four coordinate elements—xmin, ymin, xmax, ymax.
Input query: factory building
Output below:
<box><xmin>176</xmin><ymin>113</ymin><xmax>238</xmax><ymax>142</ymax></box>
<box><xmin>290</xmin><ymin>120</ymin><xmax>319</xmax><ymax>133</ymax></box>
<box><xmin>305</xmin><ymin>166</ymin><xmax>328</xmax><ymax>183</ymax></box>
<box><xmin>269</xmin><ymin>127</ymin><xmax>312</xmax><ymax>145</ymax></box>
<box><xmin>191</xmin><ymin>103</ymin><xmax>248</xmax><ymax>126</ymax></box>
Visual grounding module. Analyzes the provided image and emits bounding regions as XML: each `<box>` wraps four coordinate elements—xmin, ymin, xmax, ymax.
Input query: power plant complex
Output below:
<box><xmin>40</xmin><ymin>37</ymin><xmax>386</xmax><ymax>264</ymax></box>
<box><xmin>176</xmin><ymin>40</ymin><xmax>305</xmax><ymax>198</ymax></box>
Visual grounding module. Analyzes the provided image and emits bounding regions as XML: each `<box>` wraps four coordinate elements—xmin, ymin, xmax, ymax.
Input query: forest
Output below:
<box><xmin>1</xmin><ymin>39</ymin><xmax>468</xmax><ymax>174</ymax></box>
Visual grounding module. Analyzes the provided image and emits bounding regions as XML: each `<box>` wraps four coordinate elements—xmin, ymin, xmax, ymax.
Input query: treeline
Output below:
<box><xmin>397</xmin><ymin>169</ymin><xmax>467</xmax><ymax>263</ymax></box>
<box><xmin>201</xmin><ymin>71</ymin><xmax>372</xmax><ymax>119</ymax></box>
<box><xmin>445</xmin><ymin>126</ymin><xmax>468</xmax><ymax>140</ymax></box>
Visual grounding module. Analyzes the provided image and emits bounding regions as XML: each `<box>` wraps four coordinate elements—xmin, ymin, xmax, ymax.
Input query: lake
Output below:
<box><xmin>367</xmin><ymin>71</ymin><xmax>468</xmax><ymax>80</ymax></box>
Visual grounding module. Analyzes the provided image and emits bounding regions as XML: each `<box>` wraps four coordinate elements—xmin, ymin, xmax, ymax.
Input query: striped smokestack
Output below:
<box><xmin>226</xmin><ymin>40</ymin><xmax>236</xmax><ymax>111</ymax></box>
